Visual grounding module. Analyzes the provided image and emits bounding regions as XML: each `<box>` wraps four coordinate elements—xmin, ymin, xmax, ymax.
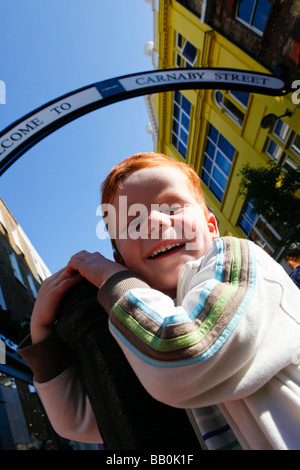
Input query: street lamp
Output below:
<box><xmin>260</xmin><ymin>109</ymin><xmax>293</xmax><ymax>129</ymax></box>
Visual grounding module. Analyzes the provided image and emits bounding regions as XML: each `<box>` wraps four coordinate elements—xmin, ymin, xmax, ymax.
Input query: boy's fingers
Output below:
<box><xmin>56</xmin><ymin>272</ymin><xmax>83</xmax><ymax>292</ymax></box>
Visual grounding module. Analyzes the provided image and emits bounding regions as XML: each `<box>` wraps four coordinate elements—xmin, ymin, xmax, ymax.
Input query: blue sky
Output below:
<box><xmin>0</xmin><ymin>0</ymin><xmax>155</xmax><ymax>273</ymax></box>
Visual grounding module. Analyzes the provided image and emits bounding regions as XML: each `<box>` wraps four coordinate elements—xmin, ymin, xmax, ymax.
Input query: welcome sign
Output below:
<box><xmin>0</xmin><ymin>68</ymin><xmax>288</xmax><ymax>176</ymax></box>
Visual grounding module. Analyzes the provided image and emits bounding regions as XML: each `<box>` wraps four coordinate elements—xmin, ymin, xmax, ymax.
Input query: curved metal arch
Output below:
<box><xmin>0</xmin><ymin>68</ymin><xmax>288</xmax><ymax>176</ymax></box>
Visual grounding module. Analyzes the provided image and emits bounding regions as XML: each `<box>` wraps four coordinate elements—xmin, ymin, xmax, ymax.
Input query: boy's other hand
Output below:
<box><xmin>31</xmin><ymin>268</ymin><xmax>83</xmax><ymax>344</ymax></box>
<box><xmin>66</xmin><ymin>250</ymin><xmax>127</xmax><ymax>288</ymax></box>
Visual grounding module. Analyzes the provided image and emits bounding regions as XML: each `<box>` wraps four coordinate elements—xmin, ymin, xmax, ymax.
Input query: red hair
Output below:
<box><xmin>101</xmin><ymin>152</ymin><xmax>209</xmax><ymax>217</ymax></box>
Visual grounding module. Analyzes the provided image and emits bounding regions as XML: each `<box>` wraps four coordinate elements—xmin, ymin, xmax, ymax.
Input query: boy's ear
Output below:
<box><xmin>113</xmin><ymin>250</ymin><xmax>125</xmax><ymax>266</ymax></box>
<box><xmin>207</xmin><ymin>212</ymin><xmax>219</xmax><ymax>239</ymax></box>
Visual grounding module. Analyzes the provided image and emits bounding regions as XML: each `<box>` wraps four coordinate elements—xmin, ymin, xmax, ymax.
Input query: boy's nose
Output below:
<box><xmin>148</xmin><ymin>210</ymin><xmax>172</xmax><ymax>237</ymax></box>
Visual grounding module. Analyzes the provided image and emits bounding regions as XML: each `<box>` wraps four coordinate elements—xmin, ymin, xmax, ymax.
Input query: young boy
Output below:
<box><xmin>18</xmin><ymin>153</ymin><xmax>300</xmax><ymax>450</ymax></box>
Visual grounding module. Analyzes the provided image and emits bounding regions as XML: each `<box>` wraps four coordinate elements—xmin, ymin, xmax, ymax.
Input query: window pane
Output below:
<box><xmin>291</xmin><ymin>134</ymin><xmax>300</xmax><ymax>156</ymax></box>
<box><xmin>182</xmin><ymin>41</ymin><xmax>197</xmax><ymax>64</ymax></box>
<box><xmin>179</xmin><ymin>140</ymin><xmax>187</xmax><ymax>156</ymax></box>
<box><xmin>202</xmin><ymin>125</ymin><xmax>235</xmax><ymax>202</ymax></box>
<box><xmin>203</xmin><ymin>155</ymin><xmax>213</xmax><ymax>173</ymax></box>
<box><xmin>244</xmin><ymin>203</ymin><xmax>257</xmax><ymax>222</ymax></box>
<box><xmin>171</xmin><ymin>91</ymin><xmax>191</xmax><ymax>159</ymax></box>
<box><xmin>237</xmin><ymin>0</ymin><xmax>255</xmax><ymax>23</ymax></box>
<box><xmin>201</xmin><ymin>168</ymin><xmax>210</xmax><ymax>184</ymax></box>
<box><xmin>230</xmin><ymin>90</ymin><xmax>250</xmax><ymax>107</ymax></box>
<box><xmin>174</xmin><ymin>90</ymin><xmax>180</xmax><ymax>104</ymax></box>
<box><xmin>252</xmin><ymin>0</ymin><xmax>272</xmax><ymax>32</ymax></box>
<box><xmin>215</xmin><ymin>91</ymin><xmax>223</xmax><ymax>106</ymax></box>
<box><xmin>180</xmin><ymin>128</ymin><xmax>188</xmax><ymax>145</ymax></box>
<box><xmin>267</xmin><ymin>139</ymin><xmax>282</xmax><ymax>161</ymax></box>
<box><xmin>218</xmin><ymin>135</ymin><xmax>235</xmax><ymax>160</ymax></box>
<box><xmin>240</xmin><ymin>216</ymin><xmax>252</xmax><ymax>235</ymax></box>
<box><xmin>215</xmin><ymin>151</ymin><xmax>231</xmax><ymax>176</ymax></box>
<box><xmin>206</xmin><ymin>140</ymin><xmax>215</xmax><ymax>158</ymax></box>
<box><xmin>181</xmin><ymin>113</ymin><xmax>190</xmax><ymax>131</ymax></box>
<box><xmin>177</xmin><ymin>33</ymin><xmax>183</xmax><ymax>49</ymax></box>
<box><xmin>223</xmin><ymin>98</ymin><xmax>245</xmax><ymax>126</ymax></box>
<box><xmin>212</xmin><ymin>166</ymin><xmax>227</xmax><ymax>190</ymax></box>
<box><xmin>172</xmin><ymin>120</ymin><xmax>179</xmax><ymax>134</ymax></box>
<box><xmin>273</xmin><ymin>119</ymin><xmax>290</xmax><ymax>142</ymax></box>
<box><xmin>182</xmin><ymin>96</ymin><xmax>191</xmax><ymax>115</ymax></box>
<box><xmin>208</xmin><ymin>124</ymin><xmax>218</xmax><ymax>143</ymax></box>
<box><xmin>172</xmin><ymin>133</ymin><xmax>178</xmax><ymax>147</ymax></box>
<box><xmin>210</xmin><ymin>180</ymin><xmax>223</xmax><ymax>201</ymax></box>
<box><xmin>173</xmin><ymin>103</ymin><xmax>180</xmax><ymax>119</ymax></box>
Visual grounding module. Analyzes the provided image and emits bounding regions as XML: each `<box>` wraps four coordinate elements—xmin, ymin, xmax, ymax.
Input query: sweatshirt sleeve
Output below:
<box><xmin>98</xmin><ymin>237</ymin><xmax>300</xmax><ymax>409</ymax></box>
<box><xmin>17</xmin><ymin>330</ymin><xmax>72</xmax><ymax>383</ymax></box>
<box><xmin>17</xmin><ymin>331</ymin><xmax>102</xmax><ymax>444</ymax></box>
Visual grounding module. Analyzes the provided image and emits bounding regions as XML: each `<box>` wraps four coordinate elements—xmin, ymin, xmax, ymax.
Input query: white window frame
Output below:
<box><xmin>265</xmin><ymin>138</ymin><xmax>284</xmax><ymax>162</ymax></box>
<box><xmin>11</xmin><ymin>226</ymin><xmax>23</xmax><ymax>253</ymax></box>
<box><xmin>201</xmin><ymin>124</ymin><xmax>235</xmax><ymax>202</ymax></box>
<box><xmin>214</xmin><ymin>90</ymin><xmax>249</xmax><ymax>128</ymax></box>
<box><xmin>272</xmin><ymin>119</ymin><xmax>291</xmax><ymax>144</ymax></box>
<box><xmin>9</xmin><ymin>252</ymin><xmax>25</xmax><ymax>286</ymax></box>
<box><xmin>171</xmin><ymin>91</ymin><xmax>191</xmax><ymax>159</ymax></box>
<box><xmin>236</xmin><ymin>0</ymin><xmax>271</xmax><ymax>37</ymax></box>
<box><xmin>27</xmin><ymin>273</ymin><xmax>38</xmax><ymax>298</ymax></box>
<box><xmin>175</xmin><ymin>32</ymin><xmax>197</xmax><ymax>68</ymax></box>
<box><xmin>290</xmin><ymin>133</ymin><xmax>300</xmax><ymax>158</ymax></box>
<box><xmin>239</xmin><ymin>200</ymin><xmax>282</xmax><ymax>255</ymax></box>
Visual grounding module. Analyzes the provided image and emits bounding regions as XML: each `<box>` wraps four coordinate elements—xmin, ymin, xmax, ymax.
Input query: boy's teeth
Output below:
<box><xmin>150</xmin><ymin>243</ymin><xmax>181</xmax><ymax>258</ymax></box>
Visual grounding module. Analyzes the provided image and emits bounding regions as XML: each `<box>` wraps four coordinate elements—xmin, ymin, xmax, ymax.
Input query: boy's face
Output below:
<box><xmin>111</xmin><ymin>166</ymin><xmax>219</xmax><ymax>297</ymax></box>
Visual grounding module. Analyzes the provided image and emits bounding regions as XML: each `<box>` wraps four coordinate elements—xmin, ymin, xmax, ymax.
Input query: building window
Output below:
<box><xmin>201</xmin><ymin>124</ymin><xmax>236</xmax><ymax>202</ymax></box>
<box><xmin>290</xmin><ymin>133</ymin><xmax>300</xmax><ymax>158</ymax></box>
<box><xmin>171</xmin><ymin>91</ymin><xmax>191</xmax><ymax>158</ymax></box>
<box><xmin>9</xmin><ymin>252</ymin><xmax>25</xmax><ymax>286</ymax></box>
<box><xmin>265</xmin><ymin>138</ymin><xmax>283</xmax><ymax>162</ymax></box>
<box><xmin>265</xmin><ymin>120</ymin><xmax>300</xmax><ymax>165</ymax></box>
<box><xmin>236</xmin><ymin>0</ymin><xmax>272</xmax><ymax>36</ymax></box>
<box><xmin>215</xmin><ymin>90</ymin><xmax>249</xmax><ymax>127</ymax></box>
<box><xmin>239</xmin><ymin>199</ymin><xmax>282</xmax><ymax>255</ymax></box>
<box><xmin>273</xmin><ymin>118</ymin><xmax>291</xmax><ymax>143</ymax></box>
<box><xmin>27</xmin><ymin>274</ymin><xmax>38</xmax><ymax>299</ymax></box>
<box><xmin>10</xmin><ymin>224</ymin><xmax>23</xmax><ymax>253</ymax></box>
<box><xmin>282</xmin><ymin>155</ymin><xmax>299</xmax><ymax>174</ymax></box>
<box><xmin>175</xmin><ymin>33</ymin><xmax>197</xmax><ymax>68</ymax></box>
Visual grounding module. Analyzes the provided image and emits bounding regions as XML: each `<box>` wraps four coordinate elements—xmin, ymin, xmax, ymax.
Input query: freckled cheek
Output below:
<box><xmin>176</xmin><ymin>210</ymin><xmax>199</xmax><ymax>241</ymax></box>
<box><xmin>118</xmin><ymin>242</ymin><xmax>142</xmax><ymax>270</ymax></box>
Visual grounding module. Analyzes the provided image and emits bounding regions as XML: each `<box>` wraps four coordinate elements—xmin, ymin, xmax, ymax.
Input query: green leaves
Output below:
<box><xmin>239</xmin><ymin>161</ymin><xmax>300</xmax><ymax>246</ymax></box>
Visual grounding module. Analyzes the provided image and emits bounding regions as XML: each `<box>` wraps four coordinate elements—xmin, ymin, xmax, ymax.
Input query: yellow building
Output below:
<box><xmin>144</xmin><ymin>0</ymin><xmax>300</xmax><ymax>263</ymax></box>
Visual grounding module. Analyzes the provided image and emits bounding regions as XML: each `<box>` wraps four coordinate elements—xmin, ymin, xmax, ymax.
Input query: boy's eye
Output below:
<box><xmin>163</xmin><ymin>205</ymin><xmax>181</xmax><ymax>215</ymax></box>
<box><xmin>129</xmin><ymin>216</ymin><xmax>143</xmax><ymax>228</ymax></box>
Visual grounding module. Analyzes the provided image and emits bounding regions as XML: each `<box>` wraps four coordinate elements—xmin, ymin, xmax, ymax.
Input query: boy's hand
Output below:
<box><xmin>30</xmin><ymin>251</ymin><xmax>125</xmax><ymax>344</ymax></box>
<box><xmin>30</xmin><ymin>268</ymin><xmax>83</xmax><ymax>344</ymax></box>
<box><xmin>66</xmin><ymin>250</ymin><xmax>127</xmax><ymax>288</ymax></box>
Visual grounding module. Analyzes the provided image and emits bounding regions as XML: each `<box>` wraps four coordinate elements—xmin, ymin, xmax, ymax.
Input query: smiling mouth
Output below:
<box><xmin>148</xmin><ymin>242</ymin><xmax>185</xmax><ymax>259</ymax></box>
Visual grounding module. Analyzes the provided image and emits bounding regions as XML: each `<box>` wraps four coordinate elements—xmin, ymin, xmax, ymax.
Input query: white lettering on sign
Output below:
<box><xmin>0</xmin><ymin>87</ymin><xmax>101</xmax><ymax>161</ymax></box>
<box><xmin>119</xmin><ymin>69</ymin><xmax>284</xmax><ymax>91</ymax></box>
